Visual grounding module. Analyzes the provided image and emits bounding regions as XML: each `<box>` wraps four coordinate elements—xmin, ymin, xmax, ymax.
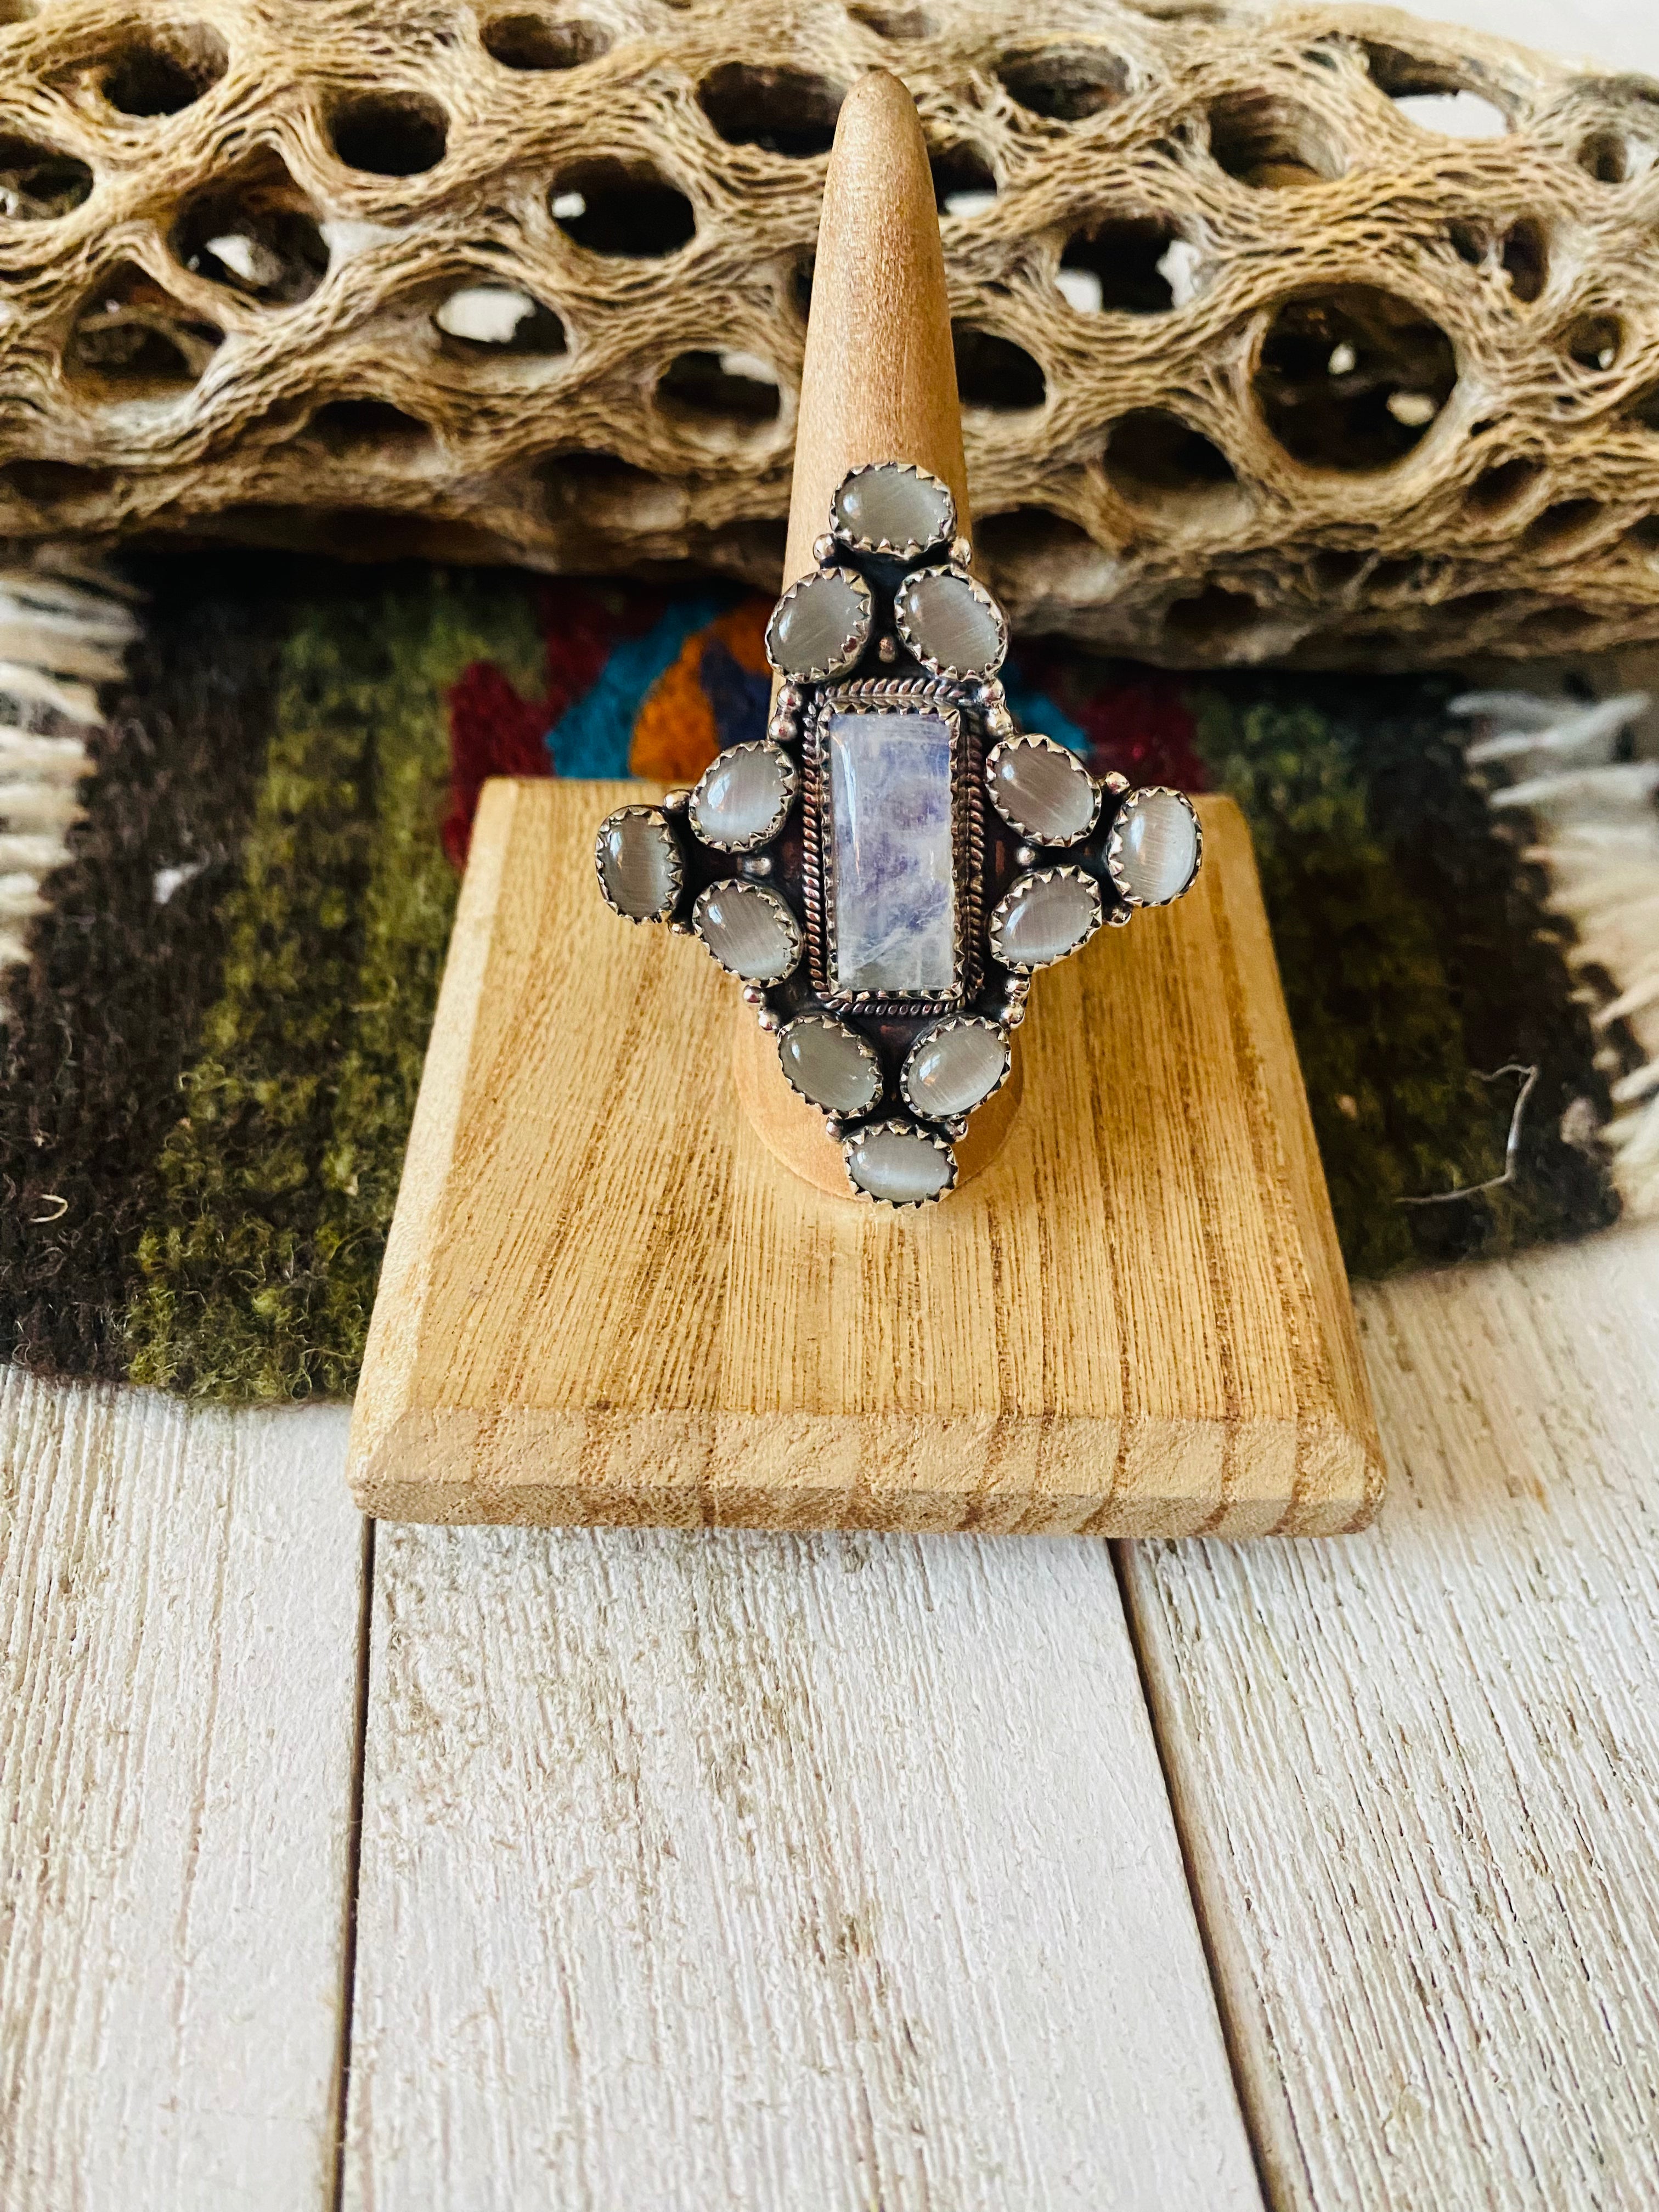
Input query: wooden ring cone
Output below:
<box><xmin>731</xmin><ymin>70</ymin><xmax>1023</xmax><ymax>1200</ymax></box>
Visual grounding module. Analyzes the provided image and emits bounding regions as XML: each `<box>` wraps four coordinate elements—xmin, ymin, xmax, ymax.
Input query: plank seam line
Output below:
<box><xmin>331</xmin><ymin>1513</ymin><xmax>377</xmax><ymax>2212</ymax></box>
<box><xmin>1109</xmin><ymin>1540</ymin><xmax>1276</xmax><ymax>2211</ymax></box>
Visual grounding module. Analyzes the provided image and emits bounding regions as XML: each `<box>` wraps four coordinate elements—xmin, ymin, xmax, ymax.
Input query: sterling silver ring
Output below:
<box><xmin>595</xmin><ymin>461</ymin><xmax>1204</xmax><ymax>1207</ymax></box>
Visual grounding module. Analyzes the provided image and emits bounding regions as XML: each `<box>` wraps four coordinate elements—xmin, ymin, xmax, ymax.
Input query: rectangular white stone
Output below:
<box><xmin>827</xmin><ymin>710</ymin><xmax>956</xmax><ymax>996</ymax></box>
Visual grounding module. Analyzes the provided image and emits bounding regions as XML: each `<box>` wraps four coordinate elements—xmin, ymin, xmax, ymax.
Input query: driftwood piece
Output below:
<box><xmin>1</xmin><ymin>0</ymin><xmax>1658</xmax><ymax>665</ymax></box>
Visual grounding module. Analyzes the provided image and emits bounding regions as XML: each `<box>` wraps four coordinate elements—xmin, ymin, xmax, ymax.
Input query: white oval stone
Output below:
<box><xmin>765</xmin><ymin>569</ymin><xmax>871</xmax><ymax>678</ymax></box>
<box><xmin>832</xmin><ymin>464</ymin><xmax>955</xmax><ymax>554</ymax></box>
<box><xmin>778</xmin><ymin>1016</ymin><xmax>882</xmax><ymax>1115</ymax></box>
<box><xmin>986</xmin><ymin>737</ymin><xmax>1099</xmax><ymax>844</ymax></box>
<box><xmin>596</xmin><ymin>808</ymin><xmax>677</xmax><ymax>920</ymax></box>
<box><xmin>1111</xmin><ymin>789</ymin><xmax>1200</xmax><ymax>905</ymax></box>
<box><xmin>846</xmin><ymin>1122</ymin><xmax>956</xmax><ymax>1205</ymax></box>
<box><xmin>895</xmin><ymin>566</ymin><xmax>1005</xmax><ymax>676</ymax></box>
<box><xmin>690</xmin><ymin>742</ymin><xmax>794</xmax><ymax>849</ymax></box>
<box><xmin>991</xmin><ymin>870</ymin><xmax>1101</xmax><ymax>969</ymax></box>
<box><xmin>694</xmin><ymin>881</ymin><xmax>801</xmax><ymax>981</ymax></box>
<box><xmin>903</xmin><ymin>1019</ymin><xmax>1010</xmax><ymax>1120</ymax></box>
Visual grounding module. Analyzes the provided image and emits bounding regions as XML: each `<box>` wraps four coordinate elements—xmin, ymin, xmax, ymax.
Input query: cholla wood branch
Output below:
<box><xmin>2</xmin><ymin>0</ymin><xmax>1658</xmax><ymax>666</ymax></box>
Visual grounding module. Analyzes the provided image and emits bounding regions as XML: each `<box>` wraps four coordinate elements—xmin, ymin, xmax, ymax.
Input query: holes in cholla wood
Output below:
<box><xmin>65</xmin><ymin>264</ymin><xmax>222</xmax><ymax>394</ymax></box>
<box><xmin>540</xmin><ymin>449</ymin><xmax>675</xmax><ymax>529</ymax></box>
<box><xmin>329</xmin><ymin>92</ymin><xmax>449</xmax><ymax>177</ymax></box>
<box><xmin>998</xmin><ymin>47</ymin><xmax>1128</xmax><ymax>123</ymax></box>
<box><xmin>1358</xmin><ymin>42</ymin><xmax>1510</xmax><ymax>137</ymax></box>
<box><xmin>0</xmin><ymin>459</ymin><xmax>115</xmax><ymax>510</ymax></box>
<box><xmin>1629</xmin><ymin>383</ymin><xmax>1659</xmax><ymax>433</ymax></box>
<box><xmin>1164</xmin><ymin>585</ymin><xmax>1260</xmax><ymax>646</ymax></box>
<box><xmin>1207</xmin><ymin>91</ymin><xmax>1346</xmax><ymax>185</ymax></box>
<box><xmin>482</xmin><ymin>12</ymin><xmax>610</xmax><ymax>69</ymax></box>
<box><xmin>698</xmin><ymin>64</ymin><xmax>843</xmax><ymax>157</ymax></box>
<box><xmin>975</xmin><ymin>508</ymin><xmax>1098</xmax><ymax>565</ymax></box>
<box><xmin>306</xmin><ymin>398</ymin><xmax>432</xmax><ymax>455</ymax></box>
<box><xmin>1448</xmin><ymin>216</ymin><xmax>1547</xmax><ymax>305</ymax></box>
<box><xmin>847</xmin><ymin>4</ymin><xmax>935</xmax><ymax>37</ymax></box>
<box><xmin>550</xmin><ymin>160</ymin><xmax>695</xmax><ymax>255</ymax></box>
<box><xmin>952</xmin><ymin>326</ymin><xmax>1045</xmax><ymax>411</ymax></box>
<box><xmin>1630</xmin><ymin>516</ymin><xmax>1659</xmax><ymax>555</ymax></box>
<box><xmin>788</xmin><ymin>252</ymin><xmax>814</xmax><ymax>323</ymax></box>
<box><xmin>657</xmin><ymin>349</ymin><xmax>781</xmax><ymax>428</ymax></box>
<box><xmin>1465</xmin><ymin>455</ymin><xmax>1545</xmax><ymax>520</ymax></box>
<box><xmin>930</xmin><ymin>143</ymin><xmax>997</xmax><ymax>220</ymax></box>
<box><xmin>171</xmin><ymin>159</ymin><xmax>329</xmax><ymax>305</ymax></box>
<box><xmin>1255</xmin><ymin>287</ymin><xmax>1457</xmax><ymax>471</ymax></box>
<box><xmin>1523</xmin><ymin>498</ymin><xmax>1606</xmax><ymax>555</ymax></box>
<box><xmin>1561</xmin><ymin>313</ymin><xmax>1622</xmax><ymax>374</ymax></box>
<box><xmin>0</xmin><ymin>133</ymin><xmax>93</xmax><ymax>221</ymax></box>
<box><xmin>1060</xmin><ymin>216</ymin><xmax>1186</xmax><ymax>314</ymax></box>
<box><xmin>1104</xmin><ymin>408</ymin><xmax>1235</xmax><ymax>506</ymax></box>
<box><xmin>435</xmin><ymin>283</ymin><xmax>565</xmax><ymax>357</ymax></box>
<box><xmin>100</xmin><ymin>24</ymin><xmax>227</xmax><ymax>116</ymax></box>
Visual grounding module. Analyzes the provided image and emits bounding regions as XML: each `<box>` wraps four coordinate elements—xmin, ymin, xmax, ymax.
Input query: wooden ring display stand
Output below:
<box><xmin>347</xmin><ymin>74</ymin><xmax>1386</xmax><ymax>1538</ymax></box>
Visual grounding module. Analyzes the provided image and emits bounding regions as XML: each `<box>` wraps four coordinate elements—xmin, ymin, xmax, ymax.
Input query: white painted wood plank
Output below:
<box><xmin>1123</xmin><ymin>1222</ymin><xmax>1659</xmax><ymax>2212</ymax></box>
<box><xmin>344</xmin><ymin>1524</ymin><xmax>1262</xmax><ymax>2212</ymax></box>
<box><xmin>0</xmin><ymin>1373</ymin><xmax>362</xmax><ymax>2212</ymax></box>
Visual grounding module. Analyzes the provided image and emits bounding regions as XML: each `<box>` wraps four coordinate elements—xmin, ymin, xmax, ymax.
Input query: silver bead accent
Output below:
<box><xmin>1006</xmin><ymin>1002</ymin><xmax>1026</xmax><ymax>1026</ymax></box>
<box><xmin>1104</xmin><ymin>771</ymin><xmax>1130</xmax><ymax>794</ymax></box>
<box><xmin>741</xmin><ymin>984</ymin><xmax>765</xmax><ymax>1005</ymax></box>
<box><xmin>823</xmin><ymin>1117</ymin><xmax>843</xmax><ymax>1142</ymax></box>
<box><xmin>757</xmin><ymin>1009</ymin><xmax>781</xmax><ymax>1031</ymax></box>
<box><xmin>742</xmin><ymin>854</ymin><xmax>773</xmax><ymax>876</ymax></box>
<box><xmin>878</xmin><ymin>635</ymin><xmax>898</xmax><ymax>663</ymax></box>
<box><xmin>670</xmin><ymin>919</ymin><xmax>692</xmax><ymax>935</ymax></box>
<box><xmin>776</xmin><ymin>682</ymin><xmax>802</xmax><ymax>713</ymax></box>
<box><xmin>812</xmin><ymin>532</ymin><xmax>836</xmax><ymax>565</ymax></box>
<box><xmin>1108</xmin><ymin>906</ymin><xmax>1132</xmax><ymax>929</ymax></box>
<box><xmin>950</xmin><ymin>533</ymin><xmax>973</xmax><ymax>567</ymax></box>
<box><xmin>663</xmin><ymin>788</ymin><xmax>689</xmax><ymax>812</ymax></box>
<box><xmin>1015</xmin><ymin>844</ymin><xmax>1036</xmax><ymax>869</ymax></box>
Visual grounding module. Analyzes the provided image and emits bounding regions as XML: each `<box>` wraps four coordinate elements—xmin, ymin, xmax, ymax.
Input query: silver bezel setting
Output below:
<box><xmin>986</xmin><ymin>865</ymin><xmax>1104</xmax><ymax>972</ymax></box>
<box><xmin>984</xmin><ymin>732</ymin><xmax>1103</xmax><ymax>848</ymax></box>
<box><xmin>842</xmin><ymin>1117</ymin><xmax>959</xmax><ymax>1210</ymax></box>
<box><xmin>829</xmin><ymin>461</ymin><xmax>957</xmax><ymax>559</ymax></box>
<box><xmin>1105</xmin><ymin>787</ymin><xmax>1205</xmax><ymax>909</ymax></box>
<box><xmin>764</xmin><ymin>566</ymin><xmax>874</xmax><ymax>683</ymax></box>
<box><xmin>893</xmin><ymin>563</ymin><xmax>1009</xmax><ymax>680</ymax></box>
<box><xmin>687</xmin><ymin>741</ymin><xmax>800</xmax><ymax>854</ymax></box>
<box><xmin>899</xmin><ymin>1015</ymin><xmax>1013</xmax><ymax>1123</ymax></box>
<box><xmin>776</xmin><ymin>1012</ymin><xmax>884</xmax><ymax>1119</ymax></box>
<box><xmin>802</xmin><ymin>674</ymin><xmax>984</xmax><ymax>1018</ymax></box>
<box><xmin>691</xmin><ymin>878</ymin><xmax>804</xmax><ymax>983</ymax></box>
<box><xmin>594</xmin><ymin>804</ymin><xmax>682</xmax><ymax>926</ymax></box>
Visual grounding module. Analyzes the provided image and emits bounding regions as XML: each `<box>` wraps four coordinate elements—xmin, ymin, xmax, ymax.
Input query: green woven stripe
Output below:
<box><xmin>309</xmin><ymin>582</ymin><xmax>541</xmax><ymax>1390</ymax></box>
<box><xmin>125</xmin><ymin>573</ymin><xmax>541</xmax><ymax>1400</ymax></box>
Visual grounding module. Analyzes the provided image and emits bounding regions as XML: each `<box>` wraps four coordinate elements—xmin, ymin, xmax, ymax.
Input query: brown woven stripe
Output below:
<box><xmin>0</xmin><ymin>565</ymin><xmax>285</xmax><ymax>1379</ymax></box>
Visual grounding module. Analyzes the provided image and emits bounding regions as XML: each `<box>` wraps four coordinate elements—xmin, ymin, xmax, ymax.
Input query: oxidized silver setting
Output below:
<box><xmin>984</xmin><ymin>731</ymin><xmax>1103</xmax><ymax>848</ymax></box>
<box><xmin>831</xmin><ymin>461</ymin><xmax>957</xmax><ymax>558</ymax></box>
<box><xmin>592</xmin><ymin>458</ymin><xmax>1206</xmax><ymax>1206</ymax></box>
<box><xmin>594</xmin><ymin>803</ymin><xmax>682</xmax><ymax>924</ymax></box>
<box><xmin>842</xmin><ymin>1116</ymin><xmax>958</xmax><ymax>1210</ymax></box>
<box><xmin>1105</xmin><ymin>787</ymin><xmax>1205</xmax><ymax>908</ymax></box>
<box><xmin>798</xmin><ymin>676</ymin><xmax>982</xmax><ymax>1019</ymax></box>
<box><xmin>687</xmin><ymin>740</ymin><xmax>800</xmax><ymax>853</ymax></box>
<box><xmin>763</xmin><ymin>566</ymin><xmax>873</xmax><ymax>682</ymax></box>
<box><xmin>892</xmin><ymin>563</ymin><xmax>1009</xmax><ymax>680</ymax></box>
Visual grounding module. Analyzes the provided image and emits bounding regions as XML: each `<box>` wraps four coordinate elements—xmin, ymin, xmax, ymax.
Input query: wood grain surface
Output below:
<box><xmin>9</xmin><ymin>1225</ymin><xmax>1659</xmax><ymax>2207</ymax></box>
<box><xmin>1125</xmin><ymin>1219</ymin><xmax>1659</xmax><ymax>2212</ymax></box>
<box><xmin>340</xmin><ymin>1516</ymin><xmax>1262</xmax><ymax>2212</ymax></box>
<box><xmin>0</xmin><ymin>1373</ymin><xmax>360</xmax><ymax>2212</ymax></box>
<box><xmin>348</xmin><ymin>779</ymin><xmax>1382</xmax><ymax>1536</ymax></box>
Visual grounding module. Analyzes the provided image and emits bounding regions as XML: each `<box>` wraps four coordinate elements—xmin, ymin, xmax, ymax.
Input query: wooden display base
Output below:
<box><xmin>348</xmin><ymin>778</ymin><xmax>1384</xmax><ymax>1537</ymax></box>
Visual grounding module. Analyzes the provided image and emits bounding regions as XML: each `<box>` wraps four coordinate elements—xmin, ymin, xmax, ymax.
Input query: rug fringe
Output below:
<box><xmin>0</xmin><ymin>552</ymin><xmax>139</xmax><ymax>979</ymax></box>
<box><xmin>1452</xmin><ymin>687</ymin><xmax>1659</xmax><ymax>1217</ymax></box>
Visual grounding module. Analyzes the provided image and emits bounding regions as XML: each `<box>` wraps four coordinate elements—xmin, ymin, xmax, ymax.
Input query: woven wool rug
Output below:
<box><xmin>0</xmin><ymin>551</ymin><xmax>1645</xmax><ymax>1403</ymax></box>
